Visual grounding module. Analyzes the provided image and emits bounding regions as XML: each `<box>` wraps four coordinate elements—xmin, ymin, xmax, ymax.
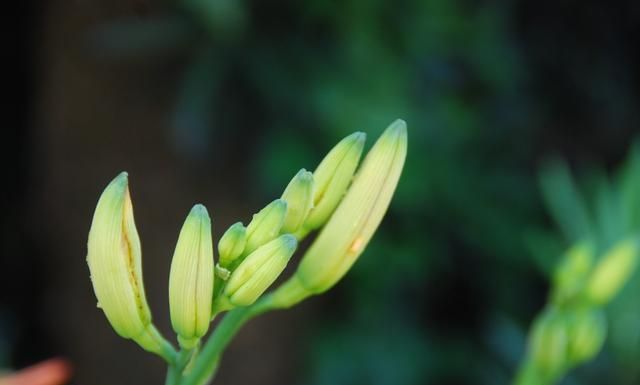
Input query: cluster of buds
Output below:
<box><xmin>520</xmin><ymin>238</ymin><xmax>639</xmax><ymax>384</ymax></box>
<box><xmin>86</xmin><ymin>120</ymin><xmax>407</xmax><ymax>359</ymax></box>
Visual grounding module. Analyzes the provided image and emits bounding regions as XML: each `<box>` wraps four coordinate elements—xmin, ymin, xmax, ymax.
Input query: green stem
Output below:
<box><xmin>181</xmin><ymin>297</ymin><xmax>274</xmax><ymax>385</ymax></box>
<box><xmin>165</xmin><ymin>348</ymin><xmax>197</xmax><ymax>385</ymax></box>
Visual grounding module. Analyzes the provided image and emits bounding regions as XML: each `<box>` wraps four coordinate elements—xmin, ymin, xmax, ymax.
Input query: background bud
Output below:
<box><xmin>281</xmin><ymin>169</ymin><xmax>314</xmax><ymax>234</ymax></box>
<box><xmin>243</xmin><ymin>199</ymin><xmax>287</xmax><ymax>257</ymax></box>
<box><xmin>529</xmin><ymin>308</ymin><xmax>569</xmax><ymax>381</ymax></box>
<box><xmin>303</xmin><ymin>131</ymin><xmax>366</xmax><ymax>231</ymax></box>
<box><xmin>566</xmin><ymin>308</ymin><xmax>607</xmax><ymax>366</ymax></box>
<box><xmin>551</xmin><ymin>242</ymin><xmax>594</xmax><ymax>305</ymax></box>
<box><xmin>223</xmin><ymin>234</ymin><xmax>297</xmax><ymax>307</ymax></box>
<box><xmin>169</xmin><ymin>204</ymin><xmax>215</xmax><ymax>349</ymax></box>
<box><xmin>585</xmin><ymin>238</ymin><xmax>639</xmax><ymax>305</ymax></box>
<box><xmin>218</xmin><ymin>222</ymin><xmax>247</xmax><ymax>268</ymax></box>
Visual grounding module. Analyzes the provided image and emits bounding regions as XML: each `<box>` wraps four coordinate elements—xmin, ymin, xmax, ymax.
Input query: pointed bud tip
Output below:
<box><xmin>387</xmin><ymin>119</ymin><xmax>407</xmax><ymax>136</ymax></box>
<box><xmin>110</xmin><ymin>171</ymin><xmax>129</xmax><ymax>190</ymax></box>
<box><xmin>280</xmin><ymin>234</ymin><xmax>298</xmax><ymax>250</ymax></box>
<box><xmin>190</xmin><ymin>203</ymin><xmax>209</xmax><ymax>217</ymax></box>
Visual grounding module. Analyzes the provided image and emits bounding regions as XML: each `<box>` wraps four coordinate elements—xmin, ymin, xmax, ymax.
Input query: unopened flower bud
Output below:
<box><xmin>551</xmin><ymin>242</ymin><xmax>594</xmax><ymax>305</ymax></box>
<box><xmin>585</xmin><ymin>238</ymin><xmax>639</xmax><ymax>305</ymax></box>
<box><xmin>281</xmin><ymin>169</ymin><xmax>314</xmax><ymax>234</ymax></box>
<box><xmin>219</xmin><ymin>234</ymin><xmax>297</xmax><ymax>309</ymax></box>
<box><xmin>217</xmin><ymin>222</ymin><xmax>247</xmax><ymax>268</ymax></box>
<box><xmin>302</xmin><ymin>131</ymin><xmax>366</xmax><ymax>231</ymax></box>
<box><xmin>566</xmin><ymin>308</ymin><xmax>607</xmax><ymax>366</ymax></box>
<box><xmin>87</xmin><ymin>172</ymin><xmax>174</xmax><ymax>361</ymax></box>
<box><xmin>271</xmin><ymin>120</ymin><xmax>407</xmax><ymax>307</ymax></box>
<box><xmin>529</xmin><ymin>308</ymin><xmax>569</xmax><ymax>381</ymax></box>
<box><xmin>169</xmin><ymin>204</ymin><xmax>215</xmax><ymax>349</ymax></box>
<box><xmin>243</xmin><ymin>199</ymin><xmax>287</xmax><ymax>257</ymax></box>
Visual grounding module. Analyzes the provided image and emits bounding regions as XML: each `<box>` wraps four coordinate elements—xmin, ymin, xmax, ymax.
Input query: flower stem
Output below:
<box><xmin>180</xmin><ymin>296</ymin><xmax>274</xmax><ymax>385</ymax></box>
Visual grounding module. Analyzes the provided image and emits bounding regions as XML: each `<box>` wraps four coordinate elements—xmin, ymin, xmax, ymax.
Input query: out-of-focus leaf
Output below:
<box><xmin>539</xmin><ymin>160</ymin><xmax>593</xmax><ymax>243</ymax></box>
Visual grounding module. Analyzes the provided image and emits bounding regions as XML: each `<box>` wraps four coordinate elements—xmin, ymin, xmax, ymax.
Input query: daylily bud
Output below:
<box><xmin>217</xmin><ymin>222</ymin><xmax>247</xmax><ymax>268</ymax></box>
<box><xmin>302</xmin><ymin>131</ymin><xmax>366</xmax><ymax>231</ymax></box>
<box><xmin>243</xmin><ymin>199</ymin><xmax>287</xmax><ymax>257</ymax></box>
<box><xmin>270</xmin><ymin>120</ymin><xmax>407</xmax><ymax>307</ymax></box>
<box><xmin>551</xmin><ymin>242</ymin><xmax>594</xmax><ymax>305</ymax></box>
<box><xmin>219</xmin><ymin>234</ymin><xmax>297</xmax><ymax>309</ymax></box>
<box><xmin>566</xmin><ymin>308</ymin><xmax>607</xmax><ymax>366</ymax></box>
<box><xmin>280</xmin><ymin>169</ymin><xmax>315</xmax><ymax>234</ymax></box>
<box><xmin>87</xmin><ymin>172</ymin><xmax>174</xmax><ymax>361</ymax></box>
<box><xmin>529</xmin><ymin>308</ymin><xmax>569</xmax><ymax>381</ymax></box>
<box><xmin>169</xmin><ymin>204</ymin><xmax>215</xmax><ymax>349</ymax></box>
<box><xmin>585</xmin><ymin>238</ymin><xmax>639</xmax><ymax>305</ymax></box>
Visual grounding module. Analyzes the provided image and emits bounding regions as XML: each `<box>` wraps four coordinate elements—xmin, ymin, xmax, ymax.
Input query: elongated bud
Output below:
<box><xmin>281</xmin><ymin>169</ymin><xmax>315</xmax><ymax>234</ymax></box>
<box><xmin>87</xmin><ymin>172</ymin><xmax>174</xmax><ymax>361</ymax></box>
<box><xmin>551</xmin><ymin>242</ymin><xmax>594</xmax><ymax>305</ymax></box>
<box><xmin>529</xmin><ymin>308</ymin><xmax>569</xmax><ymax>381</ymax></box>
<box><xmin>271</xmin><ymin>120</ymin><xmax>407</xmax><ymax>307</ymax></box>
<box><xmin>243</xmin><ymin>199</ymin><xmax>287</xmax><ymax>257</ymax></box>
<box><xmin>585</xmin><ymin>238</ymin><xmax>639</xmax><ymax>305</ymax></box>
<box><xmin>169</xmin><ymin>204</ymin><xmax>214</xmax><ymax>349</ymax></box>
<box><xmin>302</xmin><ymin>131</ymin><xmax>366</xmax><ymax>231</ymax></box>
<box><xmin>218</xmin><ymin>222</ymin><xmax>247</xmax><ymax>268</ymax></box>
<box><xmin>566</xmin><ymin>308</ymin><xmax>607</xmax><ymax>366</ymax></box>
<box><xmin>218</xmin><ymin>234</ymin><xmax>297</xmax><ymax>309</ymax></box>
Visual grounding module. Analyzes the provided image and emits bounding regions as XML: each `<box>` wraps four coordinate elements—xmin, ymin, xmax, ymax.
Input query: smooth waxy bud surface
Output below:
<box><xmin>217</xmin><ymin>222</ymin><xmax>247</xmax><ymax>268</ymax></box>
<box><xmin>295</xmin><ymin>120</ymin><xmax>407</xmax><ymax>294</ymax></box>
<box><xmin>87</xmin><ymin>172</ymin><xmax>174</xmax><ymax>360</ymax></box>
<box><xmin>223</xmin><ymin>234</ymin><xmax>297</xmax><ymax>307</ymax></box>
<box><xmin>169</xmin><ymin>204</ymin><xmax>215</xmax><ymax>349</ymax></box>
<box><xmin>552</xmin><ymin>242</ymin><xmax>594</xmax><ymax>305</ymax></box>
<box><xmin>302</xmin><ymin>131</ymin><xmax>366</xmax><ymax>231</ymax></box>
<box><xmin>243</xmin><ymin>199</ymin><xmax>287</xmax><ymax>257</ymax></box>
<box><xmin>280</xmin><ymin>169</ymin><xmax>314</xmax><ymax>234</ymax></box>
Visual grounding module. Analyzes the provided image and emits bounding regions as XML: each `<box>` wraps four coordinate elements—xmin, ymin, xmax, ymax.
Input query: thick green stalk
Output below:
<box><xmin>181</xmin><ymin>297</ymin><xmax>274</xmax><ymax>385</ymax></box>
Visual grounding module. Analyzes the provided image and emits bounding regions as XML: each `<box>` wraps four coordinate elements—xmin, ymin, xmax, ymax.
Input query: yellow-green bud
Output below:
<box><xmin>271</xmin><ymin>120</ymin><xmax>407</xmax><ymax>307</ymax></box>
<box><xmin>281</xmin><ymin>169</ymin><xmax>315</xmax><ymax>234</ymax></box>
<box><xmin>529</xmin><ymin>308</ymin><xmax>569</xmax><ymax>381</ymax></box>
<box><xmin>221</xmin><ymin>234</ymin><xmax>297</xmax><ymax>308</ymax></box>
<box><xmin>217</xmin><ymin>222</ymin><xmax>247</xmax><ymax>268</ymax></box>
<box><xmin>566</xmin><ymin>308</ymin><xmax>607</xmax><ymax>366</ymax></box>
<box><xmin>168</xmin><ymin>204</ymin><xmax>214</xmax><ymax>350</ymax></box>
<box><xmin>551</xmin><ymin>242</ymin><xmax>594</xmax><ymax>305</ymax></box>
<box><xmin>86</xmin><ymin>172</ymin><xmax>174</xmax><ymax>361</ymax></box>
<box><xmin>585</xmin><ymin>238</ymin><xmax>639</xmax><ymax>305</ymax></box>
<box><xmin>243</xmin><ymin>199</ymin><xmax>287</xmax><ymax>256</ymax></box>
<box><xmin>302</xmin><ymin>131</ymin><xmax>366</xmax><ymax>231</ymax></box>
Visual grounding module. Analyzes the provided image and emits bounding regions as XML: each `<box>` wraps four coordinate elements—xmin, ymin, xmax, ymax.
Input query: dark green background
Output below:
<box><xmin>2</xmin><ymin>1</ymin><xmax>639</xmax><ymax>384</ymax></box>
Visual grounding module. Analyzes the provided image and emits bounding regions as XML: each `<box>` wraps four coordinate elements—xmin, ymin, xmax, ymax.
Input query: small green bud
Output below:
<box><xmin>271</xmin><ymin>120</ymin><xmax>407</xmax><ymax>307</ymax></box>
<box><xmin>302</xmin><ymin>131</ymin><xmax>366</xmax><ymax>231</ymax></box>
<box><xmin>220</xmin><ymin>234</ymin><xmax>297</xmax><ymax>308</ymax></box>
<box><xmin>281</xmin><ymin>169</ymin><xmax>315</xmax><ymax>234</ymax></box>
<box><xmin>529</xmin><ymin>308</ymin><xmax>569</xmax><ymax>381</ymax></box>
<box><xmin>585</xmin><ymin>238</ymin><xmax>639</xmax><ymax>305</ymax></box>
<box><xmin>243</xmin><ymin>199</ymin><xmax>287</xmax><ymax>256</ymax></box>
<box><xmin>551</xmin><ymin>242</ymin><xmax>594</xmax><ymax>305</ymax></box>
<box><xmin>217</xmin><ymin>222</ymin><xmax>247</xmax><ymax>268</ymax></box>
<box><xmin>169</xmin><ymin>204</ymin><xmax>215</xmax><ymax>350</ymax></box>
<box><xmin>566</xmin><ymin>308</ymin><xmax>607</xmax><ymax>366</ymax></box>
<box><xmin>87</xmin><ymin>172</ymin><xmax>174</xmax><ymax>361</ymax></box>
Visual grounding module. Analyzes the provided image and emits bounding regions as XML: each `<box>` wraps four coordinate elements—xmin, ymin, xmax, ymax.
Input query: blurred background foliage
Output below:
<box><xmin>3</xmin><ymin>0</ymin><xmax>640</xmax><ymax>385</ymax></box>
